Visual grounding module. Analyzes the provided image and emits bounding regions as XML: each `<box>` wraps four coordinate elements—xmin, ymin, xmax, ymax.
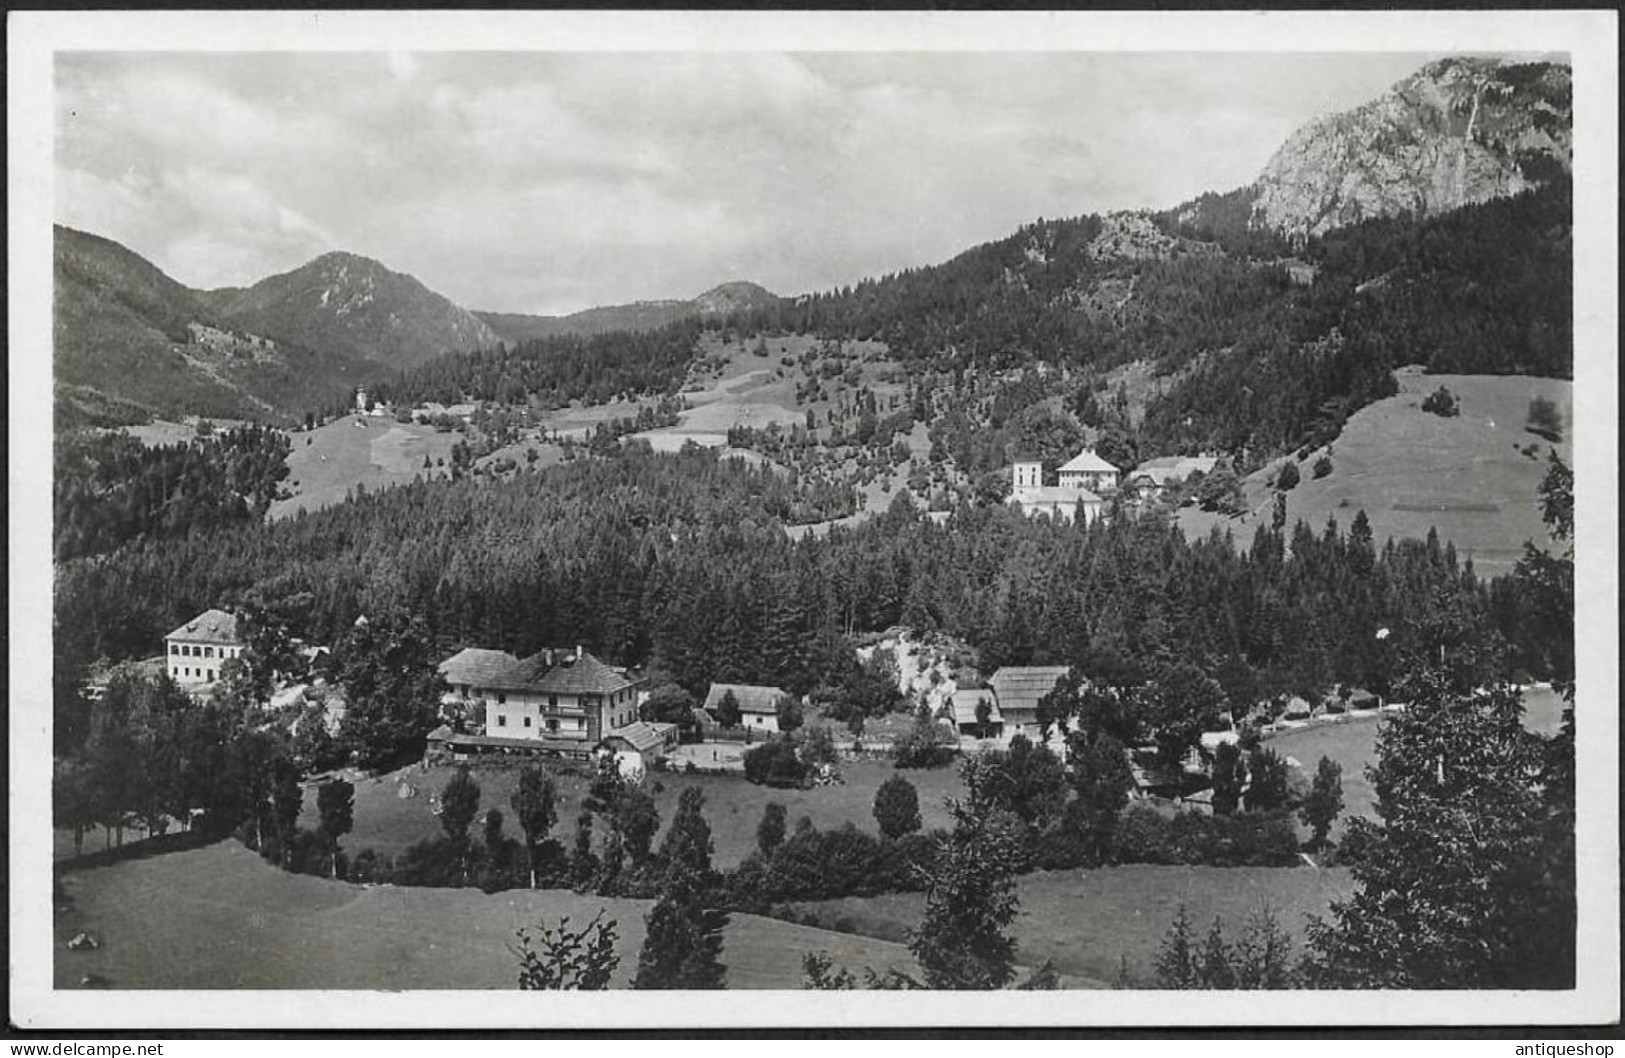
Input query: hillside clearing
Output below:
<box><xmin>54</xmin><ymin>841</ymin><xmax>917</xmax><ymax>989</ymax></box>
<box><xmin>270</xmin><ymin>414</ymin><xmax>463</xmax><ymax>519</ymax></box>
<box><xmin>1178</xmin><ymin>371</ymin><xmax>1572</xmax><ymax>577</ymax></box>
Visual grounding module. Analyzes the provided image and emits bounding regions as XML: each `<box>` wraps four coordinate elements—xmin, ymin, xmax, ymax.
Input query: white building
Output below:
<box><xmin>164</xmin><ymin>609</ymin><xmax>245</xmax><ymax>685</ymax></box>
<box><xmin>1009</xmin><ymin>453</ymin><xmax>1108</xmax><ymax>525</ymax></box>
<box><xmin>438</xmin><ymin>645</ymin><xmax>642</xmax><ymax>745</ymax></box>
<box><xmin>1057</xmin><ymin>449</ymin><xmax>1120</xmax><ymax>493</ymax></box>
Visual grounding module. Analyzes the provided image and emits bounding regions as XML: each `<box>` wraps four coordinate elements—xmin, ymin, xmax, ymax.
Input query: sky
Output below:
<box><xmin>56</xmin><ymin>50</ymin><xmax>1446</xmax><ymax>316</ymax></box>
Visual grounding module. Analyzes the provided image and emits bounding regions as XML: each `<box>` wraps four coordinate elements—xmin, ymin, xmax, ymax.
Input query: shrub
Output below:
<box><xmin>873</xmin><ymin>775</ymin><xmax>922</xmax><ymax>839</ymax></box>
<box><xmin>1312</xmin><ymin>454</ymin><xmax>1333</xmax><ymax>479</ymax></box>
<box><xmin>1113</xmin><ymin>805</ymin><xmax>1300</xmax><ymax>868</ymax></box>
<box><xmin>1421</xmin><ymin>386</ymin><xmax>1460</xmax><ymax>417</ymax></box>
<box><xmin>1275</xmin><ymin>461</ymin><xmax>1300</xmax><ymax>491</ymax></box>
<box><xmin>743</xmin><ymin>737</ymin><xmax>808</xmax><ymax>788</ymax></box>
<box><xmin>893</xmin><ymin>714</ymin><xmax>958</xmax><ymax>769</ymax></box>
<box><xmin>1526</xmin><ymin>396</ymin><xmax>1564</xmax><ymax>442</ymax></box>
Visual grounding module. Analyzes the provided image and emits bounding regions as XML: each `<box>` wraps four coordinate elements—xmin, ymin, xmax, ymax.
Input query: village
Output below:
<box><xmin>149</xmin><ymin>426</ymin><xmax>1396</xmax><ymax>809</ymax></box>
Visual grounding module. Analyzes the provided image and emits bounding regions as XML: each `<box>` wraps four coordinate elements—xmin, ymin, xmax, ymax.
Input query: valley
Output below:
<box><xmin>46</xmin><ymin>50</ymin><xmax>1586</xmax><ymax>1002</ymax></box>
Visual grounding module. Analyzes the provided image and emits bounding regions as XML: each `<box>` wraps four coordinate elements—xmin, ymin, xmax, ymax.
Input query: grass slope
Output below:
<box><xmin>316</xmin><ymin>759</ymin><xmax>966</xmax><ymax>870</ymax></box>
<box><xmin>1179</xmin><ymin>370</ymin><xmax>1573</xmax><ymax>577</ymax></box>
<box><xmin>270</xmin><ymin>414</ymin><xmax>467</xmax><ymax>520</ymax></box>
<box><xmin>54</xmin><ymin>840</ymin><xmax>917</xmax><ymax>989</ymax></box>
<box><xmin>781</xmin><ymin>862</ymin><xmax>1357</xmax><ymax>987</ymax></box>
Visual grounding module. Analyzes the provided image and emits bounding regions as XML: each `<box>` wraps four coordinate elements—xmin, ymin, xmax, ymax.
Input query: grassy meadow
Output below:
<box><xmin>53</xmin><ymin>840</ymin><xmax>918</xmax><ymax>989</ymax></box>
<box><xmin>270</xmin><ymin>413</ymin><xmax>466</xmax><ymax>519</ymax></box>
<box><xmin>778</xmin><ymin>862</ymin><xmax>1358</xmax><ymax>987</ymax></box>
<box><xmin>1179</xmin><ymin>370</ymin><xmax>1573</xmax><ymax>577</ymax></box>
<box><xmin>315</xmin><ymin>758</ymin><xmax>968</xmax><ymax>869</ymax></box>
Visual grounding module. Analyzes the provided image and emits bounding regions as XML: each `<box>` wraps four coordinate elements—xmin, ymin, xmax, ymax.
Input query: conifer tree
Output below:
<box><xmin>1153</xmin><ymin>905</ymin><xmax>1199</xmax><ymax>989</ymax></box>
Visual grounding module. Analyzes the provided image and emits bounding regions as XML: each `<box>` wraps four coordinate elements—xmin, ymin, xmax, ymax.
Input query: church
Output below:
<box><xmin>1008</xmin><ymin>448</ymin><xmax>1117</xmax><ymax>525</ymax></box>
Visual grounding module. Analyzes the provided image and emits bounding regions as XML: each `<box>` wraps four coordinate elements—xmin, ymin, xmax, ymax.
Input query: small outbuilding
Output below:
<box><xmin>597</xmin><ymin>721</ymin><xmax>679</xmax><ymax>778</ymax></box>
<box><xmin>949</xmin><ymin>687</ymin><xmax>1002</xmax><ymax>737</ymax></box>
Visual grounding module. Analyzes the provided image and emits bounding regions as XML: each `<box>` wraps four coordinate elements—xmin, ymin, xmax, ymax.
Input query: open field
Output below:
<box><xmin>53</xmin><ymin>840</ymin><xmax>918</xmax><ymax>989</ymax></box>
<box><xmin>318</xmin><ymin>758</ymin><xmax>967</xmax><ymax>869</ymax></box>
<box><xmin>1179</xmin><ymin>371</ymin><xmax>1573</xmax><ymax>577</ymax></box>
<box><xmin>1264</xmin><ymin>717</ymin><xmax>1382</xmax><ymax>837</ymax></box>
<box><xmin>780</xmin><ymin>862</ymin><xmax>1357</xmax><ymax>986</ymax></box>
<box><xmin>1263</xmin><ymin>684</ymin><xmax>1568</xmax><ymax>839</ymax></box>
<box><xmin>270</xmin><ymin>414</ymin><xmax>465</xmax><ymax>519</ymax></box>
<box><xmin>631</xmin><ymin>332</ymin><xmax>901</xmax><ymax>453</ymax></box>
<box><xmin>119</xmin><ymin>418</ymin><xmax>252</xmax><ymax>447</ymax></box>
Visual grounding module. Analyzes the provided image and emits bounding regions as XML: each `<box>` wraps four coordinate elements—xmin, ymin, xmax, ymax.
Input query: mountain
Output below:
<box><xmin>53</xmin><ymin>226</ymin><xmax>381</xmax><ymax>429</ymax></box>
<box><xmin>476</xmin><ymin>281</ymin><xmax>780</xmax><ymax>343</ymax></box>
<box><xmin>1167</xmin><ymin>57</ymin><xmax>1571</xmax><ymax>245</ymax></box>
<box><xmin>204</xmin><ymin>251</ymin><xmax>501</xmax><ymax>369</ymax></box>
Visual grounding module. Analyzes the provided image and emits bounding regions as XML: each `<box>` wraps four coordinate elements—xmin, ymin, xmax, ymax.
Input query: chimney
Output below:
<box><xmin>576</xmin><ymin>645</ymin><xmax>583</xmax><ymax>661</ymax></box>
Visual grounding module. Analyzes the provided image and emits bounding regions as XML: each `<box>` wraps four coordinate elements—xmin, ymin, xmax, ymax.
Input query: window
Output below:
<box><xmin>497</xmin><ymin>715</ymin><xmax>507</xmax><ymax>728</ymax></box>
<box><xmin>549</xmin><ymin>696</ymin><xmax>557</xmax><ymax>708</ymax></box>
<box><xmin>523</xmin><ymin>716</ymin><xmax>532</xmax><ymax>728</ymax></box>
<box><xmin>207</xmin><ymin>669</ymin><xmax>215</xmax><ymax>681</ymax></box>
<box><xmin>204</xmin><ymin>647</ymin><xmax>214</xmax><ymax>658</ymax></box>
<box><xmin>547</xmin><ymin>718</ymin><xmax>558</xmax><ymax>733</ymax></box>
<box><xmin>497</xmin><ymin>692</ymin><xmax>507</xmax><ymax>705</ymax></box>
<box><xmin>170</xmin><ymin>644</ymin><xmax>179</xmax><ymax>656</ymax></box>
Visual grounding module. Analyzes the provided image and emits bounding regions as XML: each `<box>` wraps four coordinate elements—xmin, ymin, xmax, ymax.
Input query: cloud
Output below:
<box><xmin>54</xmin><ymin>51</ymin><xmax>1449</xmax><ymax>313</ymax></box>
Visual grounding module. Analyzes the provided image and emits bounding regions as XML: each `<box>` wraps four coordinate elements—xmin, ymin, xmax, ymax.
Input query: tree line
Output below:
<box><xmin>55</xmin><ymin>443</ymin><xmax>1570</xmax><ymax>735</ymax></box>
<box><xmin>54</xmin><ymin>424</ymin><xmax>291</xmax><ymax>561</ymax></box>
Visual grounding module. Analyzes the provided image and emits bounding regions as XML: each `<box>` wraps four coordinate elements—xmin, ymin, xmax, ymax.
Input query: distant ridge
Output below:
<box><xmin>477</xmin><ymin>280</ymin><xmax>780</xmax><ymax>343</ymax></box>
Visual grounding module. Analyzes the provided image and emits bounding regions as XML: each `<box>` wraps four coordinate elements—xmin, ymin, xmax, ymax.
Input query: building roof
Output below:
<box><xmin>438</xmin><ymin>648</ymin><xmax>522</xmax><ymax>688</ymax></box>
<box><xmin>1199</xmin><ymin>730</ymin><xmax>1241</xmax><ymax>751</ymax></box>
<box><xmin>1058</xmin><ymin>449</ymin><xmax>1119</xmax><ymax>474</ymax></box>
<box><xmin>1014</xmin><ymin>486</ymin><xmax>1097</xmax><ymax>505</ymax></box>
<box><xmin>600</xmin><ymin>721</ymin><xmax>677</xmax><ymax>754</ymax></box>
<box><xmin>989</xmin><ymin>666</ymin><xmax>1072</xmax><ymax>715</ymax></box>
<box><xmin>1130</xmin><ymin>456</ymin><xmax>1218</xmax><ymax>486</ymax></box>
<box><xmin>949</xmin><ymin>688</ymin><xmax>1002</xmax><ymax>726</ymax></box>
<box><xmin>166</xmin><ymin>609</ymin><xmax>241</xmax><ymax>645</ymax></box>
<box><xmin>703</xmin><ymin>683</ymin><xmax>789</xmax><ymax>716</ymax></box>
<box><xmin>531</xmin><ymin>652</ymin><xmax>637</xmax><ymax>696</ymax></box>
<box><xmin>437</xmin><ymin>647</ymin><xmax>636</xmax><ymax>697</ymax></box>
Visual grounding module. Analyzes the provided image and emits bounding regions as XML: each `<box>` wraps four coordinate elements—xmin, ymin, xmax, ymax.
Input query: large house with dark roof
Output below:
<box><xmin>437</xmin><ymin>645</ymin><xmax>643</xmax><ymax>745</ymax></box>
<box><xmin>165</xmin><ymin>609</ymin><xmax>245</xmax><ymax>685</ymax></box>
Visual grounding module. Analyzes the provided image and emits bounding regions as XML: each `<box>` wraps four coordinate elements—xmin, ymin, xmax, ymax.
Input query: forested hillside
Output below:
<box><xmin>375</xmin><ymin>317</ymin><xmax>710</xmax><ymax>408</ymax></box>
<box><xmin>57</xmin><ymin>443</ymin><xmax>1561</xmax><ymax>718</ymax></box>
<box><xmin>373</xmin><ymin>180</ymin><xmax>1570</xmax><ymax>471</ymax></box>
<box><xmin>54</xmin><ymin>425</ymin><xmax>291</xmax><ymax>561</ymax></box>
<box><xmin>54</xmin><ymin>226</ymin><xmax>382</xmax><ymax>430</ymax></box>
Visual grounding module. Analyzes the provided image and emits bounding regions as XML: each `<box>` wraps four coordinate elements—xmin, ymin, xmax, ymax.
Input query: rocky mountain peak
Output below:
<box><xmin>693</xmin><ymin>281</ymin><xmax>780</xmax><ymax>315</ymax></box>
<box><xmin>1251</xmin><ymin>56</ymin><xmax>1571</xmax><ymax>240</ymax></box>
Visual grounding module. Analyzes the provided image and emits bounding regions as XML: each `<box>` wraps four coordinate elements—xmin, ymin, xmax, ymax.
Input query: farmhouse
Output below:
<box><xmin>703</xmin><ymin>683</ymin><xmax>789</xmax><ymax>731</ymax></box>
<box><xmin>1127</xmin><ymin>455</ymin><xmax>1220</xmax><ymax>496</ymax></box>
<box><xmin>987</xmin><ymin>665</ymin><xmax>1071</xmax><ymax>740</ymax></box>
<box><xmin>165</xmin><ymin>609</ymin><xmax>245</xmax><ymax>685</ymax></box>
<box><xmin>1008</xmin><ymin>452</ymin><xmax>1108</xmax><ymax>525</ymax></box>
<box><xmin>435</xmin><ymin>645</ymin><xmax>643</xmax><ymax>746</ymax></box>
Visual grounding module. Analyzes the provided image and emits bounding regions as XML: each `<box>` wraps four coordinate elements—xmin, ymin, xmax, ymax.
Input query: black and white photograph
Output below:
<box><xmin>8</xmin><ymin>9</ymin><xmax>1618</xmax><ymax>1031</ymax></box>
